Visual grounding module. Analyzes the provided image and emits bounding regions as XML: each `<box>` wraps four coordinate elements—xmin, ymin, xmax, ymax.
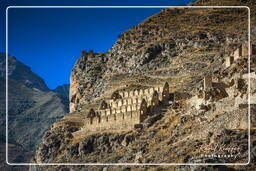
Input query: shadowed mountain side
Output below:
<box><xmin>0</xmin><ymin>135</ymin><xmax>31</xmax><ymax>170</ymax></box>
<box><xmin>0</xmin><ymin>54</ymin><xmax>49</xmax><ymax>92</ymax></box>
<box><xmin>0</xmin><ymin>77</ymin><xmax>68</xmax><ymax>152</ymax></box>
<box><xmin>53</xmin><ymin>84</ymin><xmax>70</xmax><ymax>102</ymax></box>
<box><xmin>0</xmin><ymin>55</ymin><xmax>70</xmax><ymax>165</ymax></box>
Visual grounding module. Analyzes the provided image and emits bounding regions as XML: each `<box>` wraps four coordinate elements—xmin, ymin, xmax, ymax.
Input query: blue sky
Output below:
<box><xmin>1</xmin><ymin>0</ymin><xmax>193</xmax><ymax>89</ymax></box>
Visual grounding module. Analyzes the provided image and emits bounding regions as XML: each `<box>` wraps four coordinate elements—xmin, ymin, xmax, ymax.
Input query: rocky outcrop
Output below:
<box><xmin>69</xmin><ymin>52</ymin><xmax>108</xmax><ymax>112</ymax></box>
<box><xmin>69</xmin><ymin>1</ymin><xmax>252</xmax><ymax>113</ymax></box>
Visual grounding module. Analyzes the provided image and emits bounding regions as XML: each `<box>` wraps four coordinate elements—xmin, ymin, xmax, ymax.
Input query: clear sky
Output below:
<box><xmin>1</xmin><ymin>0</ymin><xmax>193</xmax><ymax>90</ymax></box>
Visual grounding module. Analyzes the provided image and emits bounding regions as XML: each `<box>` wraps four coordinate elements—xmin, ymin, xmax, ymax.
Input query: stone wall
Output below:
<box><xmin>233</xmin><ymin>46</ymin><xmax>242</xmax><ymax>61</ymax></box>
<box><xmin>83</xmin><ymin>110</ymin><xmax>141</xmax><ymax>131</ymax></box>
<box><xmin>225</xmin><ymin>55</ymin><xmax>234</xmax><ymax>68</ymax></box>
<box><xmin>188</xmin><ymin>71</ymin><xmax>255</xmax><ymax>130</ymax></box>
<box><xmin>204</xmin><ymin>75</ymin><xmax>212</xmax><ymax>91</ymax></box>
<box><xmin>225</xmin><ymin>42</ymin><xmax>255</xmax><ymax>68</ymax></box>
<box><xmin>82</xmin><ymin>82</ymin><xmax>169</xmax><ymax>131</ymax></box>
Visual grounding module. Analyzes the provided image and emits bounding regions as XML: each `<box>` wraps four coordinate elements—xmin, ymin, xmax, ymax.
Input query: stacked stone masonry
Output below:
<box><xmin>225</xmin><ymin>42</ymin><xmax>255</xmax><ymax>68</ymax></box>
<box><xmin>83</xmin><ymin>82</ymin><xmax>170</xmax><ymax>131</ymax></box>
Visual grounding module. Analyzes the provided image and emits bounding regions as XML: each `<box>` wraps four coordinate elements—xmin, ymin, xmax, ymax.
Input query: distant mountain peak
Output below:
<box><xmin>53</xmin><ymin>84</ymin><xmax>70</xmax><ymax>100</ymax></box>
<box><xmin>0</xmin><ymin>53</ymin><xmax>49</xmax><ymax>92</ymax></box>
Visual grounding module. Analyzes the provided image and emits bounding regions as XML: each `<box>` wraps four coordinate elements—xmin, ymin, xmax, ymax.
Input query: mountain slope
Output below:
<box><xmin>0</xmin><ymin>54</ymin><xmax>69</xmax><ymax>164</ymax></box>
<box><xmin>0</xmin><ymin>135</ymin><xmax>31</xmax><ymax>171</ymax></box>
<box><xmin>53</xmin><ymin>84</ymin><xmax>70</xmax><ymax>101</ymax></box>
<box><xmin>69</xmin><ymin>1</ymin><xmax>255</xmax><ymax>112</ymax></box>
<box><xmin>0</xmin><ymin>54</ymin><xmax>49</xmax><ymax>92</ymax></box>
<box><xmin>32</xmin><ymin>0</ymin><xmax>256</xmax><ymax>170</ymax></box>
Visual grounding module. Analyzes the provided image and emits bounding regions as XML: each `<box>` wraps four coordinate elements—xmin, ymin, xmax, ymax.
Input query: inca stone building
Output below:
<box><xmin>82</xmin><ymin>82</ymin><xmax>170</xmax><ymax>131</ymax></box>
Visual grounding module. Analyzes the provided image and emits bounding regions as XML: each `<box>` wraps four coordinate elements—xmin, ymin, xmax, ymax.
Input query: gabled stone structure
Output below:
<box><xmin>225</xmin><ymin>42</ymin><xmax>256</xmax><ymax>68</ymax></box>
<box><xmin>99</xmin><ymin>100</ymin><xmax>108</xmax><ymax>110</ymax></box>
<box><xmin>82</xmin><ymin>82</ymin><xmax>170</xmax><ymax>131</ymax></box>
<box><xmin>233</xmin><ymin>46</ymin><xmax>242</xmax><ymax>61</ymax></box>
<box><xmin>162</xmin><ymin>82</ymin><xmax>170</xmax><ymax>101</ymax></box>
<box><xmin>225</xmin><ymin>55</ymin><xmax>234</xmax><ymax>68</ymax></box>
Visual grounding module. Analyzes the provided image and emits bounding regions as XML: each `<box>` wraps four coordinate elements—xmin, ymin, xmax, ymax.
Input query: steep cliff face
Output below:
<box><xmin>33</xmin><ymin>0</ymin><xmax>256</xmax><ymax>170</ymax></box>
<box><xmin>69</xmin><ymin>52</ymin><xmax>108</xmax><ymax>112</ymax></box>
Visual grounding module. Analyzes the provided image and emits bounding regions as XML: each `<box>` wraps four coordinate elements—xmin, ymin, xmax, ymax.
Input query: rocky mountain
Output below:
<box><xmin>53</xmin><ymin>84</ymin><xmax>70</xmax><ymax>101</ymax></box>
<box><xmin>69</xmin><ymin>0</ymin><xmax>255</xmax><ymax>113</ymax></box>
<box><xmin>32</xmin><ymin>0</ymin><xmax>256</xmax><ymax>170</ymax></box>
<box><xmin>0</xmin><ymin>53</ymin><xmax>49</xmax><ymax>92</ymax></box>
<box><xmin>0</xmin><ymin>54</ymin><xmax>69</xmax><ymax>164</ymax></box>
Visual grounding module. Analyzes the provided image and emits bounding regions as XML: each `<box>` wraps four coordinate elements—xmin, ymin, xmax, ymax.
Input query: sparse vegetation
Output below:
<box><xmin>32</xmin><ymin>0</ymin><xmax>256</xmax><ymax>170</ymax></box>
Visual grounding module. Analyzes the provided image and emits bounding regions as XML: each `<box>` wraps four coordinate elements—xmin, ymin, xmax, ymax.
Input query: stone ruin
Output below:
<box><xmin>82</xmin><ymin>82</ymin><xmax>171</xmax><ymax>131</ymax></box>
<box><xmin>225</xmin><ymin>42</ymin><xmax>255</xmax><ymax>68</ymax></box>
<box><xmin>204</xmin><ymin>75</ymin><xmax>212</xmax><ymax>91</ymax></box>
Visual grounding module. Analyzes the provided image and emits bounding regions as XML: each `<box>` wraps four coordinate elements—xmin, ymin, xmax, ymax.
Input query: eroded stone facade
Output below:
<box><xmin>82</xmin><ymin>82</ymin><xmax>170</xmax><ymax>131</ymax></box>
<box><xmin>225</xmin><ymin>42</ymin><xmax>255</xmax><ymax>68</ymax></box>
